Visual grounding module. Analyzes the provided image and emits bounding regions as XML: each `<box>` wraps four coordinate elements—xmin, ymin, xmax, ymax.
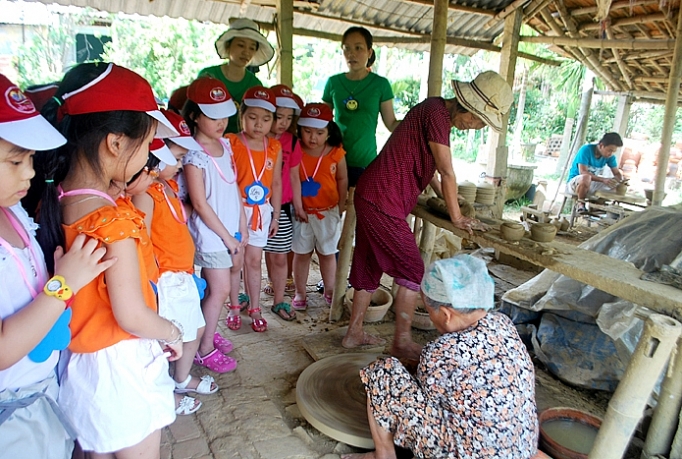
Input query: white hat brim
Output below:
<box><xmin>297</xmin><ymin>118</ymin><xmax>329</xmax><ymax>129</ymax></box>
<box><xmin>149</xmin><ymin>110</ymin><xmax>180</xmax><ymax>138</ymax></box>
<box><xmin>243</xmin><ymin>98</ymin><xmax>276</xmax><ymax>112</ymax></box>
<box><xmin>452</xmin><ymin>80</ymin><xmax>503</xmax><ymax>133</ymax></box>
<box><xmin>170</xmin><ymin>136</ymin><xmax>203</xmax><ymax>152</ymax></box>
<box><xmin>0</xmin><ymin>115</ymin><xmax>66</xmax><ymax>151</ymax></box>
<box><xmin>215</xmin><ymin>29</ymin><xmax>275</xmax><ymax>66</ymax></box>
<box><xmin>150</xmin><ymin>142</ymin><xmax>177</xmax><ymax>166</ymax></box>
<box><xmin>275</xmin><ymin>97</ymin><xmax>301</xmax><ymax>111</ymax></box>
<box><xmin>199</xmin><ymin>100</ymin><xmax>237</xmax><ymax>120</ymax></box>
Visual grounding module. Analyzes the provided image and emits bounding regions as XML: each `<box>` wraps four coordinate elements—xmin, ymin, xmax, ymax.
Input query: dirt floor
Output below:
<box><xmin>160</xmin><ymin>246</ymin><xmax>644</xmax><ymax>459</ymax></box>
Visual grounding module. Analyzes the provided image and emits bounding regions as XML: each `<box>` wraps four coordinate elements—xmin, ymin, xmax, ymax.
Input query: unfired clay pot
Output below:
<box><xmin>499</xmin><ymin>222</ymin><xmax>525</xmax><ymax>242</ymax></box>
<box><xmin>531</xmin><ymin>223</ymin><xmax>557</xmax><ymax>243</ymax></box>
<box><xmin>615</xmin><ymin>183</ymin><xmax>628</xmax><ymax>196</ymax></box>
<box><xmin>345</xmin><ymin>288</ymin><xmax>393</xmax><ymax>323</ymax></box>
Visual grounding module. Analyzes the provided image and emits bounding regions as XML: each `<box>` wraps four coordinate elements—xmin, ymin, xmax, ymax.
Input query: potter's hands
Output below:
<box><xmin>605</xmin><ymin>178</ymin><xmax>619</xmax><ymax>188</ymax></box>
<box><xmin>452</xmin><ymin>215</ymin><xmax>487</xmax><ymax>235</ymax></box>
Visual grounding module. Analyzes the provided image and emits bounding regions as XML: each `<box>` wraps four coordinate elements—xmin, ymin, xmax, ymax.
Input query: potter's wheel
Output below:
<box><xmin>296</xmin><ymin>353</ymin><xmax>383</xmax><ymax>449</ymax></box>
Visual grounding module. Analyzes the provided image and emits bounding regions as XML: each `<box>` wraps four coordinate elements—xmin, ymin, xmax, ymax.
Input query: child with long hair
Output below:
<box><xmin>29</xmin><ymin>62</ymin><xmax>184</xmax><ymax>457</ymax></box>
<box><xmin>183</xmin><ymin>77</ymin><xmax>244</xmax><ymax>372</ymax></box>
<box><xmin>225</xmin><ymin>86</ymin><xmax>282</xmax><ymax>332</ymax></box>
<box><xmin>292</xmin><ymin>103</ymin><xmax>348</xmax><ymax>310</ymax></box>
<box><xmin>263</xmin><ymin>84</ymin><xmax>304</xmax><ymax>321</ymax></box>
<box><xmin>0</xmin><ymin>74</ymin><xmax>114</xmax><ymax>459</ymax></box>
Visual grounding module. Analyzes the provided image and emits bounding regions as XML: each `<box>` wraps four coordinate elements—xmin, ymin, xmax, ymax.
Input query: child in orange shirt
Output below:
<box><xmin>292</xmin><ymin>103</ymin><xmax>348</xmax><ymax>310</ymax></box>
<box><xmin>225</xmin><ymin>86</ymin><xmax>282</xmax><ymax>332</ymax></box>
<box><xmin>29</xmin><ymin>63</ymin><xmax>183</xmax><ymax>457</ymax></box>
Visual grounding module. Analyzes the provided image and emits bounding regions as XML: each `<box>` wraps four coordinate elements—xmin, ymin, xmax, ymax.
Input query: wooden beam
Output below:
<box><xmin>579</xmin><ymin>13</ymin><xmax>675</xmax><ymax>32</ymax></box>
<box><xmin>570</xmin><ymin>0</ymin><xmax>659</xmax><ymax>16</ymax></box>
<box><xmin>484</xmin><ymin>0</ymin><xmax>529</xmax><ymax>28</ymax></box>
<box><xmin>276</xmin><ymin>0</ymin><xmax>294</xmax><ymax>86</ymax></box>
<box><xmin>523</xmin><ymin>0</ymin><xmax>555</xmax><ymax>23</ymax></box>
<box><xmin>520</xmin><ymin>35</ymin><xmax>676</xmax><ymax>49</ymax></box>
<box><xmin>292</xmin><ymin>8</ymin><xmax>424</xmax><ymax>37</ymax></box>
<box><xmin>402</xmin><ymin>0</ymin><xmax>495</xmax><ymax>17</ymax></box>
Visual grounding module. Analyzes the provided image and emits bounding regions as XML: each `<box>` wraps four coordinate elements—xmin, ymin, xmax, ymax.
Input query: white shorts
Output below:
<box><xmin>58</xmin><ymin>339</ymin><xmax>176</xmax><ymax>453</ymax></box>
<box><xmin>0</xmin><ymin>373</ymin><xmax>74</xmax><ymax>459</ymax></box>
<box><xmin>158</xmin><ymin>271</ymin><xmax>206</xmax><ymax>342</ymax></box>
<box><xmin>292</xmin><ymin>206</ymin><xmax>341</xmax><ymax>256</ymax></box>
<box><xmin>566</xmin><ymin>175</ymin><xmax>611</xmax><ymax>196</ymax></box>
<box><xmin>244</xmin><ymin>202</ymin><xmax>273</xmax><ymax>248</ymax></box>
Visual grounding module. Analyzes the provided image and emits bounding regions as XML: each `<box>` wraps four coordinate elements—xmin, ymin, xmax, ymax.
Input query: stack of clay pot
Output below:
<box><xmin>530</xmin><ymin>222</ymin><xmax>557</xmax><ymax>243</ymax></box>
<box><xmin>475</xmin><ymin>182</ymin><xmax>495</xmax><ymax>206</ymax></box>
<box><xmin>458</xmin><ymin>180</ymin><xmax>477</xmax><ymax>203</ymax></box>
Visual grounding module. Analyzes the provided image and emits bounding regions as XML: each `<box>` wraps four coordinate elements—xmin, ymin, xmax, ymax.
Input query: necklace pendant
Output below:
<box><xmin>344</xmin><ymin>96</ymin><xmax>358</xmax><ymax>111</ymax></box>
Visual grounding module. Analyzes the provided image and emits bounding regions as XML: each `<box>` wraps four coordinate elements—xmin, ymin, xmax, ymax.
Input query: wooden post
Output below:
<box><xmin>330</xmin><ymin>189</ymin><xmax>355</xmax><ymax>322</ymax></box>
<box><xmin>653</xmin><ymin>8</ymin><xmax>682</xmax><ymax>206</ymax></box>
<box><xmin>486</xmin><ymin>8</ymin><xmax>522</xmax><ymax>218</ymax></box>
<box><xmin>612</xmin><ymin>94</ymin><xmax>632</xmax><ymax>138</ymax></box>
<box><xmin>276</xmin><ymin>0</ymin><xmax>294</xmax><ymax>86</ymax></box>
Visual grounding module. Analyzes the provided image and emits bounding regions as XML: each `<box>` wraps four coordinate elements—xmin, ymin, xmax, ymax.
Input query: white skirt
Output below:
<box><xmin>58</xmin><ymin>339</ymin><xmax>176</xmax><ymax>453</ymax></box>
<box><xmin>158</xmin><ymin>271</ymin><xmax>206</xmax><ymax>342</ymax></box>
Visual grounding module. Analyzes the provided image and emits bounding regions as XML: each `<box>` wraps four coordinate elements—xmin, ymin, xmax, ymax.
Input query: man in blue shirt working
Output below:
<box><xmin>566</xmin><ymin>132</ymin><xmax>624</xmax><ymax>213</ymax></box>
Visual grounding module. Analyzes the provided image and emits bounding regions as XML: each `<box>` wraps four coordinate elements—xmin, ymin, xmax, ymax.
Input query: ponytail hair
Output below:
<box><xmin>27</xmin><ymin>62</ymin><xmax>155</xmax><ymax>272</ymax></box>
<box><xmin>342</xmin><ymin>27</ymin><xmax>375</xmax><ymax>68</ymax></box>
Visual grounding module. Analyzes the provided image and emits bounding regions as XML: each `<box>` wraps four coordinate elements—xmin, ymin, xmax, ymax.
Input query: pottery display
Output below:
<box><xmin>530</xmin><ymin>222</ymin><xmax>557</xmax><ymax>243</ymax></box>
<box><xmin>345</xmin><ymin>288</ymin><xmax>393</xmax><ymax>323</ymax></box>
<box><xmin>457</xmin><ymin>181</ymin><xmax>477</xmax><ymax>203</ymax></box>
<box><xmin>499</xmin><ymin>222</ymin><xmax>525</xmax><ymax>242</ymax></box>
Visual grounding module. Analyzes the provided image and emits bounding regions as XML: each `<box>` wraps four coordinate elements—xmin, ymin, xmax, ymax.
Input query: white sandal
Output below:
<box><xmin>174</xmin><ymin>374</ymin><xmax>219</xmax><ymax>395</ymax></box>
<box><xmin>176</xmin><ymin>395</ymin><xmax>202</xmax><ymax>416</ymax></box>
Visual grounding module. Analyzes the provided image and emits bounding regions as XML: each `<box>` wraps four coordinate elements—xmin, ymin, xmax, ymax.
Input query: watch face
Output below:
<box><xmin>47</xmin><ymin>279</ymin><xmax>63</xmax><ymax>293</ymax></box>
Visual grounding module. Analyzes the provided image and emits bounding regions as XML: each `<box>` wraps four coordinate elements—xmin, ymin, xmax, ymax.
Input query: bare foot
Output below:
<box><xmin>390</xmin><ymin>340</ymin><xmax>423</xmax><ymax>362</ymax></box>
<box><xmin>341</xmin><ymin>453</ymin><xmax>377</xmax><ymax>459</ymax></box>
<box><xmin>342</xmin><ymin>331</ymin><xmax>387</xmax><ymax>349</ymax></box>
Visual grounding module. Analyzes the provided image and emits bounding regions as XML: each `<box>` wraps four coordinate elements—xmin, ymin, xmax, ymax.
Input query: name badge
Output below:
<box><xmin>245</xmin><ymin>181</ymin><xmax>268</xmax><ymax>205</ymax></box>
<box><xmin>301</xmin><ymin>179</ymin><xmax>321</xmax><ymax>198</ymax></box>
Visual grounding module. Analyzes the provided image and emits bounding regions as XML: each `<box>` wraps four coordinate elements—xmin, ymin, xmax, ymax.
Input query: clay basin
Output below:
<box><xmin>506</xmin><ymin>163</ymin><xmax>538</xmax><ymax>201</ymax></box>
<box><xmin>499</xmin><ymin>222</ymin><xmax>525</xmax><ymax>241</ymax></box>
<box><xmin>538</xmin><ymin>407</ymin><xmax>602</xmax><ymax>459</ymax></box>
<box><xmin>530</xmin><ymin>222</ymin><xmax>557</xmax><ymax>243</ymax></box>
<box><xmin>345</xmin><ymin>288</ymin><xmax>393</xmax><ymax>323</ymax></box>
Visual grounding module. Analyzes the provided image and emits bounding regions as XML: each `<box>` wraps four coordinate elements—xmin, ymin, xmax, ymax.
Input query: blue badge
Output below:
<box><xmin>245</xmin><ymin>181</ymin><xmax>268</xmax><ymax>205</ymax></box>
<box><xmin>234</xmin><ymin>232</ymin><xmax>242</xmax><ymax>242</ymax></box>
<box><xmin>192</xmin><ymin>273</ymin><xmax>207</xmax><ymax>300</ymax></box>
<box><xmin>301</xmin><ymin>179</ymin><xmax>321</xmax><ymax>198</ymax></box>
<box><xmin>28</xmin><ymin>308</ymin><xmax>72</xmax><ymax>363</ymax></box>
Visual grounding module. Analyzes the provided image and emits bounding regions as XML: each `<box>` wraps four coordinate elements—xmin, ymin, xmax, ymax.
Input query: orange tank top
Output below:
<box><xmin>117</xmin><ymin>197</ymin><xmax>159</xmax><ymax>283</ymax></box>
<box><xmin>299</xmin><ymin>145</ymin><xmax>346</xmax><ymax>212</ymax></box>
<box><xmin>63</xmin><ymin>202</ymin><xmax>158</xmax><ymax>353</ymax></box>
<box><xmin>146</xmin><ymin>180</ymin><xmax>195</xmax><ymax>274</ymax></box>
<box><xmin>226</xmin><ymin>133</ymin><xmax>280</xmax><ymax>204</ymax></box>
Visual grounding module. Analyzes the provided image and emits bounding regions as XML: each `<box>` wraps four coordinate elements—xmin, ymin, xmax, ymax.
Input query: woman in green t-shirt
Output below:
<box><xmin>323</xmin><ymin>27</ymin><xmax>400</xmax><ymax>186</ymax></box>
<box><xmin>199</xmin><ymin>18</ymin><xmax>275</xmax><ymax>133</ymax></box>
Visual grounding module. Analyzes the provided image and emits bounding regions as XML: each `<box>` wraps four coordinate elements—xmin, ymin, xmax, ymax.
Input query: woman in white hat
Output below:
<box><xmin>343</xmin><ymin>71</ymin><xmax>513</xmax><ymax>362</ymax></box>
<box><xmin>198</xmin><ymin>18</ymin><xmax>275</xmax><ymax>134</ymax></box>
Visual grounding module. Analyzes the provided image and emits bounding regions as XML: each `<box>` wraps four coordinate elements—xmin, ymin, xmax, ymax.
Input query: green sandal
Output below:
<box><xmin>238</xmin><ymin>293</ymin><xmax>250</xmax><ymax>312</ymax></box>
<box><xmin>271</xmin><ymin>302</ymin><xmax>296</xmax><ymax>321</ymax></box>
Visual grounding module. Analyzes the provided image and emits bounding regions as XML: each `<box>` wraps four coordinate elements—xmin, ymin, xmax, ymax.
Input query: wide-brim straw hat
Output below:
<box><xmin>451</xmin><ymin>71</ymin><xmax>513</xmax><ymax>133</ymax></box>
<box><xmin>215</xmin><ymin>18</ymin><xmax>275</xmax><ymax>67</ymax></box>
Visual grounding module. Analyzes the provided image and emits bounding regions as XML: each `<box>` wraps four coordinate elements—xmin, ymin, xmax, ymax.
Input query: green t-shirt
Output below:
<box><xmin>322</xmin><ymin>72</ymin><xmax>394</xmax><ymax>168</ymax></box>
<box><xmin>197</xmin><ymin>65</ymin><xmax>263</xmax><ymax>134</ymax></box>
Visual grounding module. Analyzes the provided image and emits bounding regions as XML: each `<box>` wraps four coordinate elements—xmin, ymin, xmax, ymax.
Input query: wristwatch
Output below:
<box><xmin>44</xmin><ymin>275</ymin><xmax>74</xmax><ymax>304</ymax></box>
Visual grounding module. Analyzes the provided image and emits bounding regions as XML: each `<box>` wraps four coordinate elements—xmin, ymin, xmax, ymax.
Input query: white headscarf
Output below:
<box><xmin>421</xmin><ymin>255</ymin><xmax>494</xmax><ymax>310</ymax></box>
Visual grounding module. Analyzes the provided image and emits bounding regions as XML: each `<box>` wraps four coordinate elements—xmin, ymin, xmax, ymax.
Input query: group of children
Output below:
<box><xmin>0</xmin><ymin>63</ymin><xmax>348</xmax><ymax>458</ymax></box>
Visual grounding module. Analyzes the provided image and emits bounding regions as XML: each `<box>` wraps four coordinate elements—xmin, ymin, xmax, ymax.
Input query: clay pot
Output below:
<box><xmin>530</xmin><ymin>223</ymin><xmax>557</xmax><ymax>243</ymax></box>
<box><xmin>615</xmin><ymin>183</ymin><xmax>628</xmax><ymax>196</ymax></box>
<box><xmin>538</xmin><ymin>407</ymin><xmax>602</xmax><ymax>459</ymax></box>
<box><xmin>559</xmin><ymin>217</ymin><xmax>570</xmax><ymax>232</ymax></box>
<box><xmin>499</xmin><ymin>222</ymin><xmax>525</xmax><ymax>242</ymax></box>
<box><xmin>345</xmin><ymin>288</ymin><xmax>393</xmax><ymax>323</ymax></box>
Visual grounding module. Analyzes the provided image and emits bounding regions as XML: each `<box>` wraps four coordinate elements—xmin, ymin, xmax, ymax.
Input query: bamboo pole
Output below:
<box><xmin>570</xmin><ymin>0</ymin><xmax>659</xmax><ymax>16</ymax></box>
<box><xmin>276</xmin><ymin>0</ymin><xmax>294</xmax><ymax>86</ymax></box>
<box><xmin>653</xmin><ymin>7</ymin><xmax>682</xmax><ymax>206</ymax></box>
<box><xmin>579</xmin><ymin>13</ymin><xmax>672</xmax><ymax>31</ymax></box>
<box><xmin>519</xmin><ymin>35</ymin><xmax>676</xmax><ymax>50</ymax></box>
<box><xmin>484</xmin><ymin>0</ymin><xmax>529</xmax><ymax>29</ymax></box>
<box><xmin>403</xmin><ymin>0</ymin><xmax>496</xmax><ymax>16</ymax></box>
<box><xmin>330</xmin><ymin>189</ymin><xmax>355</xmax><ymax>322</ymax></box>
<box><xmin>607</xmin><ymin>27</ymin><xmax>635</xmax><ymax>89</ymax></box>
<box><xmin>523</xmin><ymin>0</ymin><xmax>555</xmax><ymax>23</ymax></box>
<box><xmin>589</xmin><ymin>315</ymin><xmax>682</xmax><ymax>459</ymax></box>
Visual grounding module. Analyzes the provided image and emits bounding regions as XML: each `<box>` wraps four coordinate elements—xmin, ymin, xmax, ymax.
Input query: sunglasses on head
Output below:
<box><xmin>128</xmin><ymin>154</ymin><xmax>161</xmax><ymax>185</ymax></box>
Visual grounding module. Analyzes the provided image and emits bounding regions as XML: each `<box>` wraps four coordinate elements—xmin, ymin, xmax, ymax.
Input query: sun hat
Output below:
<box><xmin>242</xmin><ymin>86</ymin><xmax>276</xmax><ymax>112</ymax></box>
<box><xmin>168</xmin><ymin>84</ymin><xmax>189</xmax><ymax>113</ymax></box>
<box><xmin>149</xmin><ymin>138</ymin><xmax>176</xmax><ymax>166</ymax></box>
<box><xmin>57</xmin><ymin>63</ymin><xmax>178</xmax><ymax>138</ymax></box>
<box><xmin>451</xmin><ymin>71</ymin><xmax>513</xmax><ymax>134</ymax></box>
<box><xmin>160</xmin><ymin>108</ymin><xmax>202</xmax><ymax>152</ymax></box>
<box><xmin>214</xmin><ymin>18</ymin><xmax>275</xmax><ymax>67</ymax></box>
<box><xmin>297</xmin><ymin>103</ymin><xmax>333</xmax><ymax>129</ymax></box>
<box><xmin>24</xmin><ymin>83</ymin><xmax>59</xmax><ymax>111</ymax></box>
<box><xmin>0</xmin><ymin>74</ymin><xmax>66</xmax><ymax>151</ymax></box>
<box><xmin>421</xmin><ymin>254</ymin><xmax>494</xmax><ymax>311</ymax></box>
<box><xmin>271</xmin><ymin>84</ymin><xmax>302</xmax><ymax>114</ymax></box>
<box><xmin>187</xmin><ymin>77</ymin><xmax>237</xmax><ymax>120</ymax></box>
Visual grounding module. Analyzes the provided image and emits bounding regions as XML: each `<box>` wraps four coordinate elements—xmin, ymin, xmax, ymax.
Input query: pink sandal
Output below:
<box><xmin>248</xmin><ymin>308</ymin><xmax>268</xmax><ymax>332</ymax></box>
<box><xmin>213</xmin><ymin>333</ymin><xmax>233</xmax><ymax>354</ymax></box>
<box><xmin>225</xmin><ymin>306</ymin><xmax>242</xmax><ymax>331</ymax></box>
<box><xmin>193</xmin><ymin>349</ymin><xmax>237</xmax><ymax>373</ymax></box>
<box><xmin>292</xmin><ymin>297</ymin><xmax>307</xmax><ymax>311</ymax></box>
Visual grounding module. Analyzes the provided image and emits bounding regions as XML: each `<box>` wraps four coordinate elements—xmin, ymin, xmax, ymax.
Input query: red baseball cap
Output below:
<box><xmin>271</xmin><ymin>84</ymin><xmax>301</xmax><ymax>114</ymax></box>
<box><xmin>187</xmin><ymin>77</ymin><xmax>236</xmax><ymax>120</ymax></box>
<box><xmin>160</xmin><ymin>108</ymin><xmax>202</xmax><ymax>152</ymax></box>
<box><xmin>24</xmin><ymin>83</ymin><xmax>59</xmax><ymax>111</ymax></box>
<box><xmin>168</xmin><ymin>84</ymin><xmax>189</xmax><ymax>113</ymax></box>
<box><xmin>149</xmin><ymin>138</ymin><xmax>176</xmax><ymax>166</ymax></box>
<box><xmin>0</xmin><ymin>74</ymin><xmax>66</xmax><ymax>151</ymax></box>
<box><xmin>297</xmin><ymin>103</ymin><xmax>333</xmax><ymax>129</ymax></box>
<box><xmin>242</xmin><ymin>86</ymin><xmax>276</xmax><ymax>112</ymax></box>
<box><xmin>58</xmin><ymin>63</ymin><xmax>178</xmax><ymax>138</ymax></box>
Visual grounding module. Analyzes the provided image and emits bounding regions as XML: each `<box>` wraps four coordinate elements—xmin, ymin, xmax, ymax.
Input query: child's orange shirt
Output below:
<box><xmin>145</xmin><ymin>180</ymin><xmax>195</xmax><ymax>274</ymax></box>
<box><xmin>117</xmin><ymin>197</ymin><xmax>159</xmax><ymax>284</ymax></box>
<box><xmin>63</xmin><ymin>202</ymin><xmax>157</xmax><ymax>353</ymax></box>
<box><xmin>226</xmin><ymin>133</ymin><xmax>280</xmax><ymax>204</ymax></box>
<box><xmin>299</xmin><ymin>145</ymin><xmax>346</xmax><ymax>212</ymax></box>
